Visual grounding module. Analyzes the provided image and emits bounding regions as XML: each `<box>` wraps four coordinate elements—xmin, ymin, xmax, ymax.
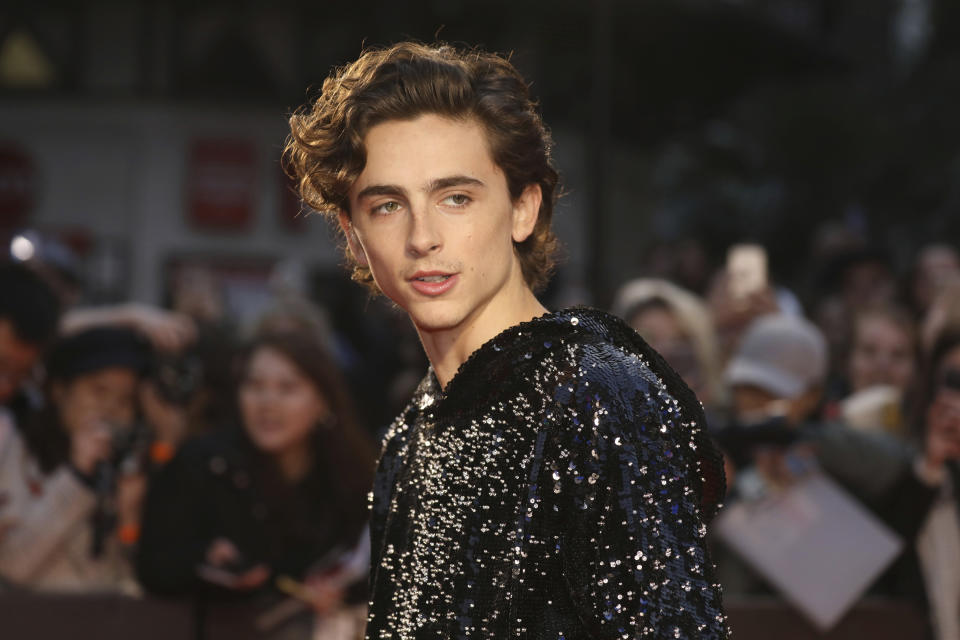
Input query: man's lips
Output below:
<box><xmin>408</xmin><ymin>271</ymin><xmax>458</xmax><ymax>296</ymax></box>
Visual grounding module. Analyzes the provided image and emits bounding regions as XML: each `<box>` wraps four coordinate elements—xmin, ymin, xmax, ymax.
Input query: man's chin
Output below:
<box><xmin>405</xmin><ymin>303</ymin><xmax>465</xmax><ymax>334</ymax></box>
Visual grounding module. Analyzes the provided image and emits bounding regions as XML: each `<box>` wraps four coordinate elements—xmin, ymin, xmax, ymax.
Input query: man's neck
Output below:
<box><xmin>418</xmin><ymin>286</ymin><xmax>547</xmax><ymax>391</ymax></box>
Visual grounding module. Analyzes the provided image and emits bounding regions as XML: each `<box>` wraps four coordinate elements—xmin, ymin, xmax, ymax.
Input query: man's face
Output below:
<box><xmin>0</xmin><ymin>319</ymin><xmax>41</xmax><ymax>404</ymax></box>
<box><xmin>342</xmin><ymin>114</ymin><xmax>539</xmax><ymax>335</ymax></box>
<box><xmin>731</xmin><ymin>384</ymin><xmax>783</xmax><ymax>425</ymax></box>
<box><xmin>54</xmin><ymin>366</ymin><xmax>138</xmax><ymax>436</ymax></box>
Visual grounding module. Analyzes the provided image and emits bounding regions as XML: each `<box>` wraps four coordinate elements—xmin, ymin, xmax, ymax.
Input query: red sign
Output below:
<box><xmin>0</xmin><ymin>144</ymin><xmax>37</xmax><ymax>228</ymax></box>
<box><xmin>187</xmin><ymin>139</ymin><xmax>258</xmax><ymax>230</ymax></box>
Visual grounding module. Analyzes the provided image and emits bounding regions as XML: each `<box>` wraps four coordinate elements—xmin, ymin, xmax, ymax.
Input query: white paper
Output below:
<box><xmin>715</xmin><ymin>471</ymin><xmax>903</xmax><ymax>631</ymax></box>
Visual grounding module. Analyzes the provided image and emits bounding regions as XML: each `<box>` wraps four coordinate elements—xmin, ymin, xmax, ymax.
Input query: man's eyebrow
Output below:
<box><xmin>425</xmin><ymin>175</ymin><xmax>485</xmax><ymax>192</ymax></box>
<box><xmin>354</xmin><ymin>184</ymin><xmax>406</xmax><ymax>202</ymax></box>
<box><xmin>354</xmin><ymin>175</ymin><xmax>485</xmax><ymax>202</ymax></box>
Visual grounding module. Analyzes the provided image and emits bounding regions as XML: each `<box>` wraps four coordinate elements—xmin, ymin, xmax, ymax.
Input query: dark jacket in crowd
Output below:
<box><xmin>874</xmin><ymin>460</ymin><xmax>959</xmax><ymax>631</ymax></box>
<box><xmin>136</xmin><ymin>428</ymin><xmax>366</xmax><ymax>603</ymax></box>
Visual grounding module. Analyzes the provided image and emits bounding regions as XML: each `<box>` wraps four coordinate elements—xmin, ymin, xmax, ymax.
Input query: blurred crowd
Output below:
<box><xmin>0</xmin><ymin>257</ymin><xmax>377</xmax><ymax>639</ymax></box>
<box><xmin>1</xmin><ymin>224</ymin><xmax>959</xmax><ymax>639</ymax></box>
<box><xmin>615</xmin><ymin>232</ymin><xmax>960</xmax><ymax>640</ymax></box>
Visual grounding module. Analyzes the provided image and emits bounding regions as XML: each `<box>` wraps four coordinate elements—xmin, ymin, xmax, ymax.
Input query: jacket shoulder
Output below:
<box><xmin>550</xmin><ymin>336</ymin><xmax>685</xmax><ymax>430</ymax></box>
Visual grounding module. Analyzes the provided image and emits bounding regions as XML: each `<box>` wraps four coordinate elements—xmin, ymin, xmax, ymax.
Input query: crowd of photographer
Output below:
<box><xmin>615</xmin><ymin>234</ymin><xmax>960</xmax><ymax>639</ymax></box>
<box><xmin>0</xmin><ymin>226</ymin><xmax>959</xmax><ymax>638</ymax></box>
<box><xmin>0</xmin><ymin>260</ymin><xmax>375</xmax><ymax>638</ymax></box>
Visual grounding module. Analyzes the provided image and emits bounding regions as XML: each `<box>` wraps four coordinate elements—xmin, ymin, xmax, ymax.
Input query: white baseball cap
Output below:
<box><xmin>724</xmin><ymin>313</ymin><xmax>828</xmax><ymax>398</ymax></box>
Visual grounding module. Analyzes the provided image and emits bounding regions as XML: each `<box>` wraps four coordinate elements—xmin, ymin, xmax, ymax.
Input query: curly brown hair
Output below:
<box><xmin>284</xmin><ymin>42</ymin><xmax>560</xmax><ymax>293</ymax></box>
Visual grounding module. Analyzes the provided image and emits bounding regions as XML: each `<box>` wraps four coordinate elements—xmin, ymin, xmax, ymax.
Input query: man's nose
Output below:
<box><xmin>406</xmin><ymin>209</ymin><xmax>442</xmax><ymax>256</ymax></box>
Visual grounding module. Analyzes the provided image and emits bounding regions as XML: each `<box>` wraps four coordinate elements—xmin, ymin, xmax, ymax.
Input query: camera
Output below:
<box><xmin>149</xmin><ymin>352</ymin><xmax>204</xmax><ymax>406</ymax></box>
<box><xmin>712</xmin><ymin>415</ymin><xmax>804</xmax><ymax>470</ymax></box>
<box><xmin>108</xmin><ymin>419</ymin><xmax>153</xmax><ymax>474</ymax></box>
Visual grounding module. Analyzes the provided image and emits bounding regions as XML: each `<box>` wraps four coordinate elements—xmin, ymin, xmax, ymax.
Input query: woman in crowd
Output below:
<box><xmin>612</xmin><ymin>277</ymin><xmax>724</xmax><ymax>411</ymax></box>
<box><xmin>847</xmin><ymin>306</ymin><xmax>918</xmax><ymax>396</ymax></box>
<box><xmin>836</xmin><ymin>305</ymin><xmax>919</xmax><ymax>436</ymax></box>
<box><xmin>0</xmin><ymin>327</ymin><xmax>151</xmax><ymax>592</ymax></box>
<box><xmin>136</xmin><ymin>330</ymin><xmax>376</xmax><ymax>629</ymax></box>
<box><xmin>910</xmin><ymin>244</ymin><xmax>960</xmax><ymax>320</ymax></box>
<box><xmin>876</xmin><ymin>328</ymin><xmax>960</xmax><ymax>640</ymax></box>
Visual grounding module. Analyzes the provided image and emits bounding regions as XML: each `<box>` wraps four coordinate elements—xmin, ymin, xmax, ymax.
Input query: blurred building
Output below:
<box><xmin>0</xmin><ymin>1</ymin><xmax>957</xmax><ymax>308</ymax></box>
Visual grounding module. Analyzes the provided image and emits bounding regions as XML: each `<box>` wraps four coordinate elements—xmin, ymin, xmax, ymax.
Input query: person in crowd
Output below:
<box><xmin>7</xmin><ymin>246</ymin><xmax>199</xmax><ymax>458</ymax></box>
<box><xmin>922</xmin><ymin>278</ymin><xmax>960</xmax><ymax>355</ymax></box>
<box><xmin>0</xmin><ymin>327</ymin><xmax>152</xmax><ymax>592</ymax></box>
<box><xmin>847</xmin><ymin>305</ymin><xmax>919</xmax><ymax>396</ymax></box>
<box><xmin>254</xmin><ymin>296</ymin><xmax>338</xmax><ymax>360</ymax></box>
<box><xmin>136</xmin><ymin>330</ymin><xmax>376</xmax><ymax>630</ymax></box>
<box><xmin>875</xmin><ymin>328</ymin><xmax>960</xmax><ymax>640</ymax></box>
<box><xmin>911</xmin><ymin>243</ymin><xmax>960</xmax><ymax>319</ymax></box>
<box><xmin>831</xmin><ymin>246</ymin><xmax>899</xmax><ymax>313</ymax></box>
<box><xmin>713</xmin><ymin>313</ymin><xmax>912</xmax><ymax>595</ymax></box>
<box><xmin>612</xmin><ymin>277</ymin><xmax>724</xmax><ymax>410</ymax></box>
<box><xmin>812</xmin><ymin>246</ymin><xmax>899</xmax><ymax>385</ymax></box>
<box><xmin>724</xmin><ymin>314</ymin><xmax>828</xmax><ymax>433</ymax></box>
<box><xmin>713</xmin><ymin>313</ymin><xmax>830</xmax><ymax>509</ymax></box>
<box><xmin>833</xmin><ymin>305</ymin><xmax>919</xmax><ymax>436</ymax></box>
<box><xmin>0</xmin><ymin>262</ymin><xmax>61</xmax><ymax>414</ymax></box>
<box><xmin>718</xmin><ymin>311</ymin><xmax>912</xmax><ymax>495</ymax></box>
<box><xmin>61</xmin><ymin>298</ymin><xmax>206</xmax><ymax>464</ymax></box>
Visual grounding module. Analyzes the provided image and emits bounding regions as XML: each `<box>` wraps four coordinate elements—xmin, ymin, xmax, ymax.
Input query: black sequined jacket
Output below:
<box><xmin>367</xmin><ymin>308</ymin><xmax>728</xmax><ymax>639</ymax></box>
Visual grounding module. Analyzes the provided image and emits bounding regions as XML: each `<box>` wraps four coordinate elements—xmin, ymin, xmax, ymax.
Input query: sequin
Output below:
<box><xmin>366</xmin><ymin>307</ymin><xmax>727</xmax><ymax>639</ymax></box>
<box><xmin>209</xmin><ymin>456</ymin><xmax>227</xmax><ymax>475</ymax></box>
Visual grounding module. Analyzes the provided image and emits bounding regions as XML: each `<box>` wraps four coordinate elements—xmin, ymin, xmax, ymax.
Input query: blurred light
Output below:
<box><xmin>10</xmin><ymin>234</ymin><xmax>35</xmax><ymax>261</ymax></box>
<box><xmin>0</xmin><ymin>29</ymin><xmax>57</xmax><ymax>88</ymax></box>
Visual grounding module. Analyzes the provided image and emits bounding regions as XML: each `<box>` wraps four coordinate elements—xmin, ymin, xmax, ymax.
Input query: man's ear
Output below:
<box><xmin>511</xmin><ymin>183</ymin><xmax>542</xmax><ymax>243</ymax></box>
<box><xmin>337</xmin><ymin>209</ymin><xmax>369</xmax><ymax>267</ymax></box>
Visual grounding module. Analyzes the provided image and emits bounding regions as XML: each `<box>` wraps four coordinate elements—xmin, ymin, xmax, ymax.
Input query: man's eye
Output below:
<box><xmin>442</xmin><ymin>194</ymin><xmax>471</xmax><ymax>207</ymax></box>
<box><xmin>373</xmin><ymin>201</ymin><xmax>401</xmax><ymax>215</ymax></box>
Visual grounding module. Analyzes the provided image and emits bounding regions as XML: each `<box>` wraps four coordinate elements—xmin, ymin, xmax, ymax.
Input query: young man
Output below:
<box><xmin>286</xmin><ymin>43</ymin><xmax>727</xmax><ymax>639</ymax></box>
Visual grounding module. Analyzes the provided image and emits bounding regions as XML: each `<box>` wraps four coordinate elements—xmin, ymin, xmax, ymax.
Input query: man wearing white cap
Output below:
<box><xmin>725</xmin><ymin>313</ymin><xmax>829</xmax><ymax>429</ymax></box>
<box><xmin>721</xmin><ymin>312</ymin><xmax>913</xmax><ymax>497</ymax></box>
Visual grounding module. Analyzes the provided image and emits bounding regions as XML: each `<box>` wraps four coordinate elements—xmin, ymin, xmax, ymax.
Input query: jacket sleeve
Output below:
<box><xmin>812</xmin><ymin>423</ymin><xmax>914</xmax><ymax>503</ymax></box>
<box><xmin>872</xmin><ymin>461</ymin><xmax>942</xmax><ymax>542</ymax></box>
<box><xmin>0</xmin><ymin>466</ymin><xmax>97</xmax><ymax>584</ymax></box>
<box><xmin>553</xmin><ymin>347</ymin><xmax>728</xmax><ymax>639</ymax></box>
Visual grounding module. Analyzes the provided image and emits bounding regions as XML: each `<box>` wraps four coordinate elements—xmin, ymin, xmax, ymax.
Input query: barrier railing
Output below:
<box><xmin>0</xmin><ymin>593</ymin><xmax>928</xmax><ymax>639</ymax></box>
